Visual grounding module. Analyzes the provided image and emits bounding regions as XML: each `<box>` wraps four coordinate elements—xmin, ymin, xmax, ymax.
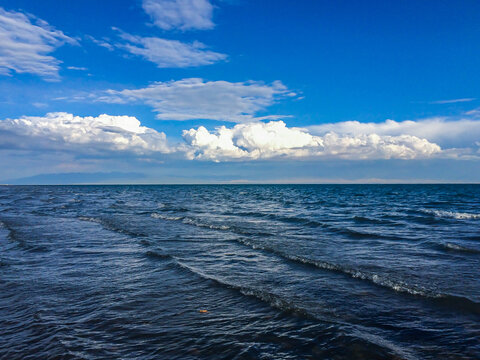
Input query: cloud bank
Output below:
<box><xmin>0</xmin><ymin>113</ymin><xmax>170</xmax><ymax>155</ymax></box>
<box><xmin>5</xmin><ymin>113</ymin><xmax>480</xmax><ymax>163</ymax></box>
<box><xmin>142</xmin><ymin>0</ymin><xmax>215</xmax><ymax>31</ymax></box>
<box><xmin>98</xmin><ymin>78</ymin><xmax>294</xmax><ymax>122</ymax></box>
<box><xmin>182</xmin><ymin>121</ymin><xmax>441</xmax><ymax>161</ymax></box>
<box><xmin>308</xmin><ymin>117</ymin><xmax>480</xmax><ymax>149</ymax></box>
<box><xmin>0</xmin><ymin>7</ymin><xmax>76</xmax><ymax>80</ymax></box>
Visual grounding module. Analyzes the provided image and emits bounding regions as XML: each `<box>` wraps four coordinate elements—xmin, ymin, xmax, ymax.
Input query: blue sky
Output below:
<box><xmin>0</xmin><ymin>0</ymin><xmax>479</xmax><ymax>183</ymax></box>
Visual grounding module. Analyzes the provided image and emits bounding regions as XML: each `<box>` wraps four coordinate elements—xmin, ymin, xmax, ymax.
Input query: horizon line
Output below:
<box><xmin>1</xmin><ymin>182</ymin><xmax>479</xmax><ymax>186</ymax></box>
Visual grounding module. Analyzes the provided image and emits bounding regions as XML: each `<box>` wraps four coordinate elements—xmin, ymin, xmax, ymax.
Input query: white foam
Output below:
<box><xmin>235</xmin><ymin>238</ymin><xmax>434</xmax><ymax>298</ymax></box>
<box><xmin>423</xmin><ymin>209</ymin><xmax>480</xmax><ymax>220</ymax></box>
<box><xmin>182</xmin><ymin>217</ymin><xmax>230</xmax><ymax>230</ymax></box>
<box><xmin>443</xmin><ymin>242</ymin><xmax>480</xmax><ymax>253</ymax></box>
<box><xmin>150</xmin><ymin>213</ymin><xmax>183</xmax><ymax>221</ymax></box>
<box><xmin>78</xmin><ymin>216</ymin><xmax>102</xmax><ymax>224</ymax></box>
<box><xmin>150</xmin><ymin>213</ymin><xmax>230</xmax><ymax>230</ymax></box>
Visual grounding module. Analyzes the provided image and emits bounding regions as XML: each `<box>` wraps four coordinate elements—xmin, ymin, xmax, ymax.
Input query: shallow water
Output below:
<box><xmin>0</xmin><ymin>184</ymin><xmax>479</xmax><ymax>359</ymax></box>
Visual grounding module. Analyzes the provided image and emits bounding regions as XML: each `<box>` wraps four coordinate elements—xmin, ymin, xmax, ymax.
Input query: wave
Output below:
<box><xmin>151</xmin><ymin>213</ymin><xmax>230</xmax><ymax>230</ymax></box>
<box><xmin>222</xmin><ymin>210</ymin><xmax>328</xmax><ymax>228</ymax></box>
<box><xmin>434</xmin><ymin>294</ymin><xmax>480</xmax><ymax>316</ymax></box>
<box><xmin>77</xmin><ymin>216</ymin><xmax>102</xmax><ymax>225</ymax></box>
<box><xmin>441</xmin><ymin>242</ymin><xmax>480</xmax><ymax>254</ymax></box>
<box><xmin>0</xmin><ymin>219</ymin><xmax>22</xmax><ymax>244</ymax></box>
<box><xmin>150</xmin><ymin>213</ymin><xmax>184</xmax><ymax>221</ymax></box>
<box><xmin>77</xmin><ymin>216</ymin><xmax>148</xmax><ymax>237</ymax></box>
<box><xmin>233</xmin><ymin>238</ymin><xmax>480</xmax><ymax>314</ymax></box>
<box><xmin>157</xmin><ymin>254</ymin><xmax>426</xmax><ymax>358</ymax></box>
<box><xmin>144</xmin><ymin>250</ymin><xmax>171</xmax><ymax>260</ymax></box>
<box><xmin>422</xmin><ymin>209</ymin><xmax>480</xmax><ymax>220</ymax></box>
<box><xmin>170</xmin><ymin>258</ymin><xmax>315</xmax><ymax>320</ymax></box>
<box><xmin>234</xmin><ymin>238</ymin><xmax>429</xmax><ymax>296</ymax></box>
<box><xmin>225</xmin><ymin>211</ymin><xmax>405</xmax><ymax>240</ymax></box>
<box><xmin>159</xmin><ymin>205</ymin><xmax>189</xmax><ymax>213</ymax></box>
<box><xmin>143</xmin><ymin>247</ymin><xmax>312</xmax><ymax>317</ymax></box>
<box><xmin>336</xmin><ymin>228</ymin><xmax>404</xmax><ymax>241</ymax></box>
<box><xmin>182</xmin><ymin>217</ymin><xmax>230</xmax><ymax>231</ymax></box>
<box><xmin>150</xmin><ymin>212</ymin><xmax>272</xmax><ymax>236</ymax></box>
<box><xmin>352</xmin><ymin>216</ymin><xmax>400</xmax><ymax>226</ymax></box>
<box><xmin>155</xmin><ymin>210</ymin><xmax>401</xmax><ymax>241</ymax></box>
<box><xmin>0</xmin><ymin>218</ymin><xmax>49</xmax><ymax>252</ymax></box>
<box><xmin>140</xmin><ymin>239</ymin><xmax>152</xmax><ymax>246</ymax></box>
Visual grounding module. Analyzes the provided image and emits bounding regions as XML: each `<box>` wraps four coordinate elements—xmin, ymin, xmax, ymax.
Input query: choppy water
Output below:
<box><xmin>0</xmin><ymin>184</ymin><xmax>479</xmax><ymax>359</ymax></box>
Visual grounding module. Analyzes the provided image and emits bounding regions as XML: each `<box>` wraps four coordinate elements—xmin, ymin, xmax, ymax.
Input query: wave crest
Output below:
<box><xmin>422</xmin><ymin>209</ymin><xmax>480</xmax><ymax>220</ymax></box>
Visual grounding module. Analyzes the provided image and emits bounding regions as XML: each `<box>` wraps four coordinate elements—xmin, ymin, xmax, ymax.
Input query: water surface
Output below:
<box><xmin>0</xmin><ymin>185</ymin><xmax>479</xmax><ymax>359</ymax></box>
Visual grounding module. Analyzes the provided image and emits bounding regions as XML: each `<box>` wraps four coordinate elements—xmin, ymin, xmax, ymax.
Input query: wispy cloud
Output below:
<box><xmin>142</xmin><ymin>0</ymin><xmax>215</xmax><ymax>31</ymax></box>
<box><xmin>84</xmin><ymin>34</ymin><xmax>114</xmax><ymax>50</ymax></box>
<box><xmin>67</xmin><ymin>66</ymin><xmax>88</xmax><ymax>71</ymax></box>
<box><xmin>429</xmin><ymin>98</ymin><xmax>476</xmax><ymax>104</ymax></box>
<box><xmin>95</xmin><ymin>78</ymin><xmax>295</xmax><ymax>122</ymax></box>
<box><xmin>116</xmin><ymin>31</ymin><xmax>226</xmax><ymax>68</ymax></box>
<box><xmin>0</xmin><ymin>7</ymin><xmax>76</xmax><ymax>80</ymax></box>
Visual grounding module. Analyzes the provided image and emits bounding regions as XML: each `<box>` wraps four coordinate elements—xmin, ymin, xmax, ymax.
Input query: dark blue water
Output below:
<box><xmin>0</xmin><ymin>185</ymin><xmax>479</xmax><ymax>359</ymax></box>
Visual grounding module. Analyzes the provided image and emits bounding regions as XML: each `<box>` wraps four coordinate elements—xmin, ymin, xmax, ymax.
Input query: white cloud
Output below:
<box><xmin>67</xmin><ymin>66</ymin><xmax>87</xmax><ymax>71</ymax></box>
<box><xmin>308</xmin><ymin>117</ymin><xmax>480</xmax><ymax>149</ymax></box>
<box><xmin>142</xmin><ymin>0</ymin><xmax>214</xmax><ymax>31</ymax></box>
<box><xmin>4</xmin><ymin>114</ymin><xmax>477</xmax><ymax>163</ymax></box>
<box><xmin>97</xmin><ymin>78</ymin><xmax>294</xmax><ymax>122</ymax></box>
<box><xmin>182</xmin><ymin>121</ymin><xmax>441</xmax><ymax>161</ymax></box>
<box><xmin>117</xmin><ymin>32</ymin><xmax>226</xmax><ymax>68</ymax></box>
<box><xmin>0</xmin><ymin>113</ymin><xmax>170</xmax><ymax>155</ymax></box>
<box><xmin>84</xmin><ymin>34</ymin><xmax>114</xmax><ymax>51</ymax></box>
<box><xmin>0</xmin><ymin>7</ymin><xmax>76</xmax><ymax>80</ymax></box>
<box><xmin>429</xmin><ymin>98</ymin><xmax>476</xmax><ymax>104</ymax></box>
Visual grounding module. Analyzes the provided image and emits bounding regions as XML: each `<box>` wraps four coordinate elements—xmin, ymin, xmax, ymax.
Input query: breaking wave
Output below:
<box><xmin>441</xmin><ymin>242</ymin><xmax>480</xmax><ymax>254</ymax></box>
<box><xmin>233</xmin><ymin>237</ymin><xmax>480</xmax><ymax>315</ymax></box>
<box><xmin>422</xmin><ymin>209</ymin><xmax>480</xmax><ymax>220</ymax></box>
<box><xmin>150</xmin><ymin>212</ymin><xmax>272</xmax><ymax>236</ymax></box>
<box><xmin>77</xmin><ymin>216</ymin><xmax>148</xmax><ymax>237</ymax></box>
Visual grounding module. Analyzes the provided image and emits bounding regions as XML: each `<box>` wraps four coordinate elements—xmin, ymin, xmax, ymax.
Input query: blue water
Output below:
<box><xmin>0</xmin><ymin>185</ymin><xmax>479</xmax><ymax>359</ymax></box>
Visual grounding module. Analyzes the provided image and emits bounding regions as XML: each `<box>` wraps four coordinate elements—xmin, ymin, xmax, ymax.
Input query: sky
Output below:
<box><xmin>0</xmin><ymin>0</ymin><xmax>479</xmax><ymax>184</ymax></box>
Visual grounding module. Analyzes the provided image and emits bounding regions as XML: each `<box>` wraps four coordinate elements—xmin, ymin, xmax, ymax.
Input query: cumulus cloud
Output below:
<box><xmin>97</xmin><ymin>78</ymin><xmax>294</xmax><ymax>122</ymax></box>
<box><xmin>4</xmin><ymin>113</ymin><xmax>475</xmax><ymax>163</ymax></box>
<box><xmin>142</xmin><ymin>0</ymin><xmax>215</xmax><ymax>31</ymax></box>
<box><xmin>0</xmin><ymin>112</ymin><xmax>170</xmax><ymax>155</ymax></box>
<box><xmin>0</xmin><ymin>7</ymin><xmax>76</xmax><ymax>80</ymax></box>
<box><xmin>182</xmin><ymin>121</ymin><xmax>441</xmax><ymax>161</ymax></box>
<box><xmin>308</xmin><ymin>117</ymin><xmax>480</xmax><ymax>149</ymax></box>
<box><xmin>116</xmin><ymin>32</ymin><xmax>226</xmax><ymax>68</ymax></box>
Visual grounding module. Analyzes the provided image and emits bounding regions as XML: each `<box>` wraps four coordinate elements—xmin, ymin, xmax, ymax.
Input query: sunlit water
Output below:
<box><xmin>0</xmin><ymin>185</ymin><xmax>479</xmax><ymax>359</ymax></box>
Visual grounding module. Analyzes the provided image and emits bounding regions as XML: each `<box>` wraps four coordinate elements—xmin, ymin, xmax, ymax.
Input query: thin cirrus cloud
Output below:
<box><xmin>429</xmin><ymin>98</ymin><xmax>476</xmax><ymax>104</ymax></box>
<box><xmin>96</xmin><ymin>78</ymin><xmax>295</xmax><ymax>122</ymax></box>
<box><xmin>66</xmin><ymin>66</ymin><xmax>88</xmax><ymax>71</ymax></box>
<box><xmin>0</xmin><ymin>112</ymin><xmax>170</xmax><ymax>155</ymax></box>
<box><xmin>142</xmin><ymin>0</ymin><xmax>215</xmax><ymax>31</ymax></box>
<box><xmin>0</xmin><ymin>7</ymin><xmax>76</xmax><ymax>80</ymax></box>
<box><xmin>116</xmin><ymin>31</ymin><xmax>226</xmax><ymax>68</ymax></box>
